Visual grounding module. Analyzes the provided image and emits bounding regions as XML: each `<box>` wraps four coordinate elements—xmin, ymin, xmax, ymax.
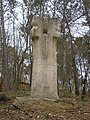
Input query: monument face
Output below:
<box><xmin>31</xmin><ymin>16</ymin><xmax>60</xmax><ymax>99</ymax></box>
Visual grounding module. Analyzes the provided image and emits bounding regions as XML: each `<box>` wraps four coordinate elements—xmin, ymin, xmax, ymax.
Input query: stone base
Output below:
<box><xmin>31</xmin><ymin>93</ymin><xmax>59</xmax><ymax>100</ymax></box>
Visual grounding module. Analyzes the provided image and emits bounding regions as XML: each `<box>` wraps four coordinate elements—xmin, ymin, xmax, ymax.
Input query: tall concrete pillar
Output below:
<box><xmin>31</xmin><ymin>16</ymin><xmax>60</xmax><ymax>99</ymax></box>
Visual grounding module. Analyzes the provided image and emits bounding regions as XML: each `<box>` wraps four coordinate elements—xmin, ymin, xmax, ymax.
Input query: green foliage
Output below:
<box><xmin>33</xmin><ymin>0</ymin><xmax>48</xmax><ymax>6</ymax></box>
<box><xmin>58</xmin><ymin>88</ymin><xmax>74</xmax><ymax>98</ymax></box>
<box><xmin>43</xmin><ymin>112</ymin><xmax>49</xmax><ymax>120</ymax></box>
<box><xmin>34</xmin><ymin>0</ymin><xmax>41</xmax><ymax>5</ymax></box>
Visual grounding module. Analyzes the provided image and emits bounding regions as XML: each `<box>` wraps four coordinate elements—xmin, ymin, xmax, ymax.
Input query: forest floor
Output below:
<box><xmin>0</xmin><ymin>83</ymin><xmax>90</xmax><ymax>120</ymax></box>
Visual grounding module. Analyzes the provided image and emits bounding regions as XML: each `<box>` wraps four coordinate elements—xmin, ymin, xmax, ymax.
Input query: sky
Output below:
<box><xmin>17</xmin><ymin>0</ymin><xmax>89</xmax><ymax>37</ymax></box>
<box><xmin>5</xmin><ymin>0</ymin><xmax>89</xmax><ymax>39</ymax></box>
<box><xmin>71</xmin><ymin>17</ymin><xmax>89</xmax><ymax>37</ymax></box>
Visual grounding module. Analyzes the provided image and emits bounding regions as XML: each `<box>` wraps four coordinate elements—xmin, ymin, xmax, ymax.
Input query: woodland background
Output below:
<box><xmin>0</xmin><ymin>0</ymin><xmax>90</xmax><ymax>98</ymax></box>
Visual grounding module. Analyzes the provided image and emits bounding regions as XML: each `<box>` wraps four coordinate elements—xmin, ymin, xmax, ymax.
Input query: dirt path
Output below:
<box><xmin>0</xmin><ymin>97</ymin><xmax>90</xmax><ymax>120</ymax></box>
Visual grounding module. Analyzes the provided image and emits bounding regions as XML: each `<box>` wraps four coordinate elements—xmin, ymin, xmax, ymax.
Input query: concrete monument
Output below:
<box><xmin>31</xmin><ymin>16</ymin><xmax>60</xmax><ymax>99</ymax></box>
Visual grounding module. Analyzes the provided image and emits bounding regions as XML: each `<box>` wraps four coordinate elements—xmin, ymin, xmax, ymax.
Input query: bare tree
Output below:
<box><xmin>0</xmin><ymin>0</ymin><xmax>10</xmax><ymax>94</ymax></box>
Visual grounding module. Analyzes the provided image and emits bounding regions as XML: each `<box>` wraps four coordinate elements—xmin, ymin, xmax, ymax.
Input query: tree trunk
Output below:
<box><xmin>82</xmin><ymin>0</ymin><xmax>90</xmax><ymax>96</ymax></box>
<box><xmin>0</xmin><ymin>0</ymin><xmax>10</xmax><ymax>94</ymax></box>
<box><xmin>64</xmin><ymin>16</ymin><xmax>79</xmax><ymax>96</ymax></box>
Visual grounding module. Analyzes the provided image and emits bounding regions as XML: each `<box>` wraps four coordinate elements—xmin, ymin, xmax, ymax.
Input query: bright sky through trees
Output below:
<box><xmin>16</xmin><ymin>0</ymin><xmax>89</xmax><ymax>37</ymax></box>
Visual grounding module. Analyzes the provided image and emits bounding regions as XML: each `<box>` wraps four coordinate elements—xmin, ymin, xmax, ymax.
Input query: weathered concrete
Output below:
<box><xmin>31</xmin><ymin>16</ymin><xmax>60</xmax><ymax>99</ymax></box>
